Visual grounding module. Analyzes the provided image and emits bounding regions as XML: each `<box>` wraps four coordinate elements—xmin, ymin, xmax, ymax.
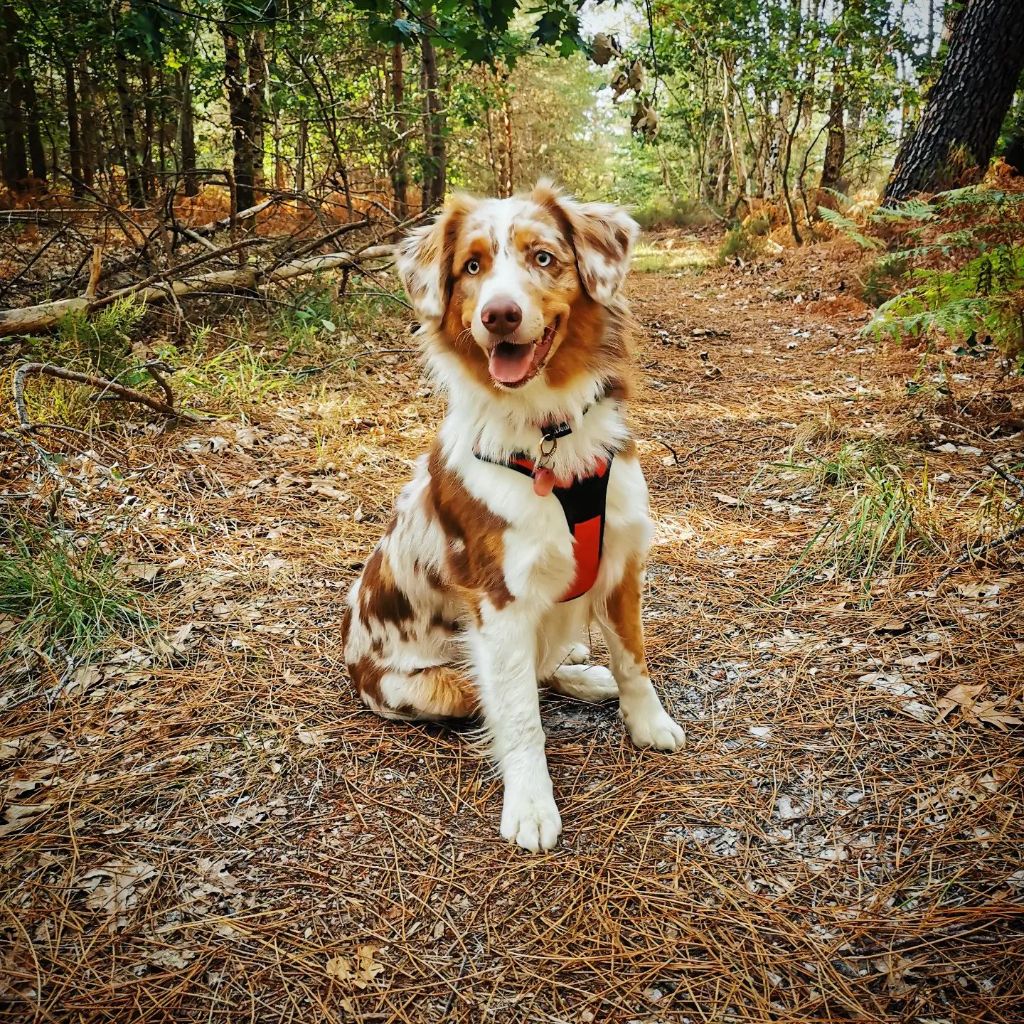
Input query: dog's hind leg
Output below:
<box><xmin>355</xmin><ymin>664</ymin><xmax>478</xmax><ymax>722</ymax></box>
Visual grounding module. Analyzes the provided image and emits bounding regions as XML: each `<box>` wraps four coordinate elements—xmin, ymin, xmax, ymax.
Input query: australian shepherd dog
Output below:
<box><xmin>342</xmin><ymin>181</ymin><xmax>684</xmax><ymax>851</ymax></box>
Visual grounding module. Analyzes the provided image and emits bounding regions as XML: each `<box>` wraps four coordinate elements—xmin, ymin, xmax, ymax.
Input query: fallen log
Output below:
<box><xmin>0</xmin><ymin>244</ymin><xmax>394</xmax><ymax>337</ymax></box>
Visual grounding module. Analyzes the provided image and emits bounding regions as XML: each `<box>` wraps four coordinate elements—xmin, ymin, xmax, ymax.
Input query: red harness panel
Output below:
<box><xmin>475</xmin><ymin>452</ymin><xmax>613</xmax><ymax>603</ymax></box>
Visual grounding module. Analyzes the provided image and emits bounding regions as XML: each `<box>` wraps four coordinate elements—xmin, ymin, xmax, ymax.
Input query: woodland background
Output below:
<box><xmin>2</xmin><ymin>3</ymin><xmax>1024</xmax><ymax>1023</ymax></box>
<box><xmin>1</xmin><ymin>0</ymin><xmax>1021</xmax><ymax>229</ymax></box>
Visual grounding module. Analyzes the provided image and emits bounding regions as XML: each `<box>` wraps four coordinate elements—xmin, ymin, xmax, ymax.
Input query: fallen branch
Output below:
<box><xmin>181</xmin><ymin>197</ymin><xmax>277</xmax><ymax>239</ymax></box>
<box><xmin>12</xmin><ymin>361</ymin><xmax>192</xmax><ymax>429</ymax></box>
<box><xmin>937</xmin><ymin>523</ymin><xmax>1024</xmax><ymax>584</ymax></box>
<box><xmin>0</xmin><ymin>244</ymin><xmax>394</xmax><ymax>337</ymax></box>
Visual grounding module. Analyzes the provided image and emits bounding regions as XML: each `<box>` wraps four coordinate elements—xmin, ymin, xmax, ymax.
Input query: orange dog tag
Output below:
<box><xmin>533</xmin><ymin>467</ymin><xmax>556</xmax><ymax>496</ymax></box>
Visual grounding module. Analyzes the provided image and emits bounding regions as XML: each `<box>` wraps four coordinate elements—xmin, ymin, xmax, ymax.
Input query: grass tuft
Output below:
<box><xmin>770</xmin><ymin>465</ymin><xmax>942</xmax><ymax>603</ymax></box>
<box><xmin>0</xmin><ymin>524</ymin><xmax>146</xmax><ymax>656</ymax></box>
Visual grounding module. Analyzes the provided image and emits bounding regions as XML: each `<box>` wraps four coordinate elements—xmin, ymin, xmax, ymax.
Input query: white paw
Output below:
<box><xmin>500</xmin><ymin>791</ymin><xmax>562</xmax><ymax>852</ymax></box>
<box><xmin>622</xmin><ymin>702</ymin><xmax>685</xmax><ymax>752</ymax></box>
<box><xmin>564</xmin><ymin>642</ymin><xmax>591</xmax><ymax>665</ymax></box>
<box><xmin>552</xmin><ymin>664</ymin><xmax>618</xmax><ymax>703</ymax></box>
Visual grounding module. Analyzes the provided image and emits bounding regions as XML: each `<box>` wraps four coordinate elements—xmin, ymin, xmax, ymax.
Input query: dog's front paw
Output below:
<box><xmin>501</xmin><ymin>791</ymin><xmax>562</xmax><ymax>852</ymax></box>
<box><xmin>622</xmin><ymin>699</ymin><xmax>685</xmax><ymax>752</ymax></box>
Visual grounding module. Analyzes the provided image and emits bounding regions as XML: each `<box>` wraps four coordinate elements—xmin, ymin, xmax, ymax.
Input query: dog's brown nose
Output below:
<box><xmin>480</xmin><ymin>299</ymin><xmax>522</xmax><ymax>335</ymax></box>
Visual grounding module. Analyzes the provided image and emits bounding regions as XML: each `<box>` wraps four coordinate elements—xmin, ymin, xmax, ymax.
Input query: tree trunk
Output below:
<box><xmin>389</xmin><ymin>4</ymin><xmax>409</xmax><ymax>217</ymax></box>
<box><xmin>222</xmin><ymin>21</ymin><xmax>256</xmax><ymax>214</ymax></box>
<box><xmin>0</xmin><ymin>4</ymin><xmax>29</xmax><ymax>191</ymax></box>
<box><xmin>140</xmin><ymin>60</ymin><xmax>156</xmax><ymax>198</ymax></box>
<box><xmin>885</xmin><ymin>0</ymin><xmax>1024</xmax><ymax>202</ymax></box>
<box><xmin>19</xmin><ymin>48</ymin><xmax>45</xmax><ymax>186</ymax></box>
<box><xmin>247</xmin><ymin>30</ymin><xmax>267</xmax><ymax>188</ymax></box>
<box><xmin>819</xmin><ymin>75</ymin><xmax>846</xmax><ymax>191</ymax></box>
<box><xmin>114</xmin><ymin>43</ymin><xmax>146</xmax><ymax>206</ymax></box>
<box><xmin>295</xmin><ymin>114</ymin><xmax>307</xmax><ymax>193</ymax></box>
<box><xmin>79</xmin><ymin>57</ymin><xmax>97</xmax><ymax>188</ymax></box>
<box><xmin>499</xmin><ymin>73</ymin><xmax>514</xmax><ymax>197</ymax></box>
<box><xmin>420</xmin><ymin>5</ymin><xmax>445</xmax><ymax>207</ymax></box>
<box><xmin>65</xmin><ymin>61</ymin><xmax>84</xmax><ymax>195</ymax></box>
<box><xmin>177</xmin><ymin>66</ymin><xmax>198</xmax><ymax>197</ymax></box>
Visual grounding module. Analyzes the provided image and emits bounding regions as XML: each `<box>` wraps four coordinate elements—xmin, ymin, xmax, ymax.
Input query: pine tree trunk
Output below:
<box><xmin>114</xmin><ymin>43</ymin><xmax>146</xmax><ymax>206</ymax></box>
<box><xmin>247</xmin><ymin>30</ymin><xmax>267</xmax><ymax>188</ymax></box>
<box><xmin>140</xmin><ymin>60</ymin><xmax>156</xmax><ymax>198</ymax></box>
<box><xmin>79</xmin><ymin>58</ymin><xmax>97</xmax><ymax>187</ymax></box>
<box><xmin>295</xmin><ymin>114</ymin><xmax>307</xmax><ymax>193</ymax></box>
<box><xmin>420</xmin><ymin>5</ymin><xmax>445</xmax><ymax>207</ymax></box>
<box><xmin>19</xmin><ymin>49</ymin><xmax>45</xmax><ymax>186</ymax></box>
<box><xmin>499</xmin><ymin>76</ymin><xmax>513</xmax><ymax>198</ymax></box>
<box><xmin>0</xmin><ymin>3</ymin><xmax>29</xmax><ymax>191</ymax></box>
<box><xmin>819</xmin><ymin>76</ymin><xmax>846</xmax><ymax>191</ymax></box>
<box><xmin>222</xmin><ymin>21</ymin><xmax>256</xmax><ymax>213</ymax></box>
<box><xmin>65</xmin><ymin>60</ymin><xmax>84</xmax><ymax>195</ymax></box>
<box><xmin>885</xmin><ymin>0</ymin><xmax>1024</xmax><ymax>201</ymax></box>
<box><xmin>177</xmin><ymin>66</ymin><xmax>198</xmax><ymax>197</ymax></box>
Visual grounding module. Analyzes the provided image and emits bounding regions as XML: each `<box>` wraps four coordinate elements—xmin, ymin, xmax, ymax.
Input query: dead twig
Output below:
<box><xmin>84</xmin><ymin>244</ymin><xmax>103</xmax><ymax>301</ymax></box>
<box><xmin>937</xmin><ymin>523</ymin><xmax>1024</xmax><ymax>584</ymax></box>
<box><xmin>0</xmin><ymin>243</ymin><xmax>393</xmax><ymax>337</ymax></box>
<box><xmin>12</xmin><ymin>361</ymin><xmax>194</xmax><ymax>430</ymax></box>
<box><xmin>988</xmin><ymin>462</ymin><xmax>1024</xmax><ymax>502</ymax></box>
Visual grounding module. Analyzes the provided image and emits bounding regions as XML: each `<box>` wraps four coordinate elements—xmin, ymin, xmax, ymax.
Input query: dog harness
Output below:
<box><xmin>474</xmin><ymin>418</ymin><xmax>613</xmax><ymax>603</ymax></box>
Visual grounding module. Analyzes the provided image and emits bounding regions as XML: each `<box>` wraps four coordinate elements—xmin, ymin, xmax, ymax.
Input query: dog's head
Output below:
<box><xmin>396</xmin><ymin>181</ymin><xmax>638</xmax><ymax>392</ymax></box>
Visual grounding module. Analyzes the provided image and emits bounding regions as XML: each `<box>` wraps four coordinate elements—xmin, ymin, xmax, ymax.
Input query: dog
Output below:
<box><xmin>342</xmin><ymin>181</ymin><xmax>684</xmax><ymax>851</ymax></box>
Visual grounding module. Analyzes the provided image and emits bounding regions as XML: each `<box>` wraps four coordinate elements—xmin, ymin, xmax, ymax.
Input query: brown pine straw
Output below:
<box><xmin>1</xmin><ymin>235</ymin><xmax>1022</xmax><ymax>1022</ymax></box>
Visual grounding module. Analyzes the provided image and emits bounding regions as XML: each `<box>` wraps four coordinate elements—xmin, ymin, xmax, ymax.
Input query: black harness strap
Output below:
<box><xmin>473</xmin><ymin>449</ymin><xmax>613</xmax><ymax>602</ymax></box>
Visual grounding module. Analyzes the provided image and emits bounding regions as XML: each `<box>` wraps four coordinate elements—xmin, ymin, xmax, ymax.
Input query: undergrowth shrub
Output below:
<box><xmin>633</xmin><ymin>194</ymin><xmax>718</xmax><ymax>230</ymax></box>
<box><xmin>823</xmin><ymin>186</ymin><xmax>1024</xmax><ymax>361</ymax></box>
<box><xmin>717</xmin><ymin>224</ymin><xmax>759</xmax><ymax>264</ymax></box>
<box><xmin>54</xmin><ymin>296</ymin><xmax>146</xmax><ymax>377</ymax></box>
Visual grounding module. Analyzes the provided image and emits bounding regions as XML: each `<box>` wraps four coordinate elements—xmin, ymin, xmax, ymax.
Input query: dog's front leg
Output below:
<box><xmin>470</xmin><ymin>603</ymin><xmax>561</xmax><ymax>852</ymax></box>
<box><xmin>598</xmin><ymin>558</ymin><xmax>685</xmax><ymax>752</ymax></box>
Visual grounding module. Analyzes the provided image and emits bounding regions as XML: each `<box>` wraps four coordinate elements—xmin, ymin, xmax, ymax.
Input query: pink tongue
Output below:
<box><xmin>488</xmin><ymin>341</ymin><xmax>535</xmax><ymax>384</ymax></box>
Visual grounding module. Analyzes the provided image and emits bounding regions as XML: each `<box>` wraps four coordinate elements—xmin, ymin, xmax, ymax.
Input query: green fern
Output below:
<box><xmin>862</xmin><ymin>187</ymin><xmax>1024</xmax><ymax>358</ymax></box>
<box><xmin>871</xmin><ymin>197</ymin><xmax>936</xmax><ymax>223</ymax></box>
<box><xmin>818</xmin><ymin>205</ymin><xmax>883</xmax><ymax>250</ymax></box>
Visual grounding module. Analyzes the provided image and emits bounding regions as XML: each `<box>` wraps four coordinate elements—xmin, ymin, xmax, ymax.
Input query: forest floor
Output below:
<box><xmin>2</xmin><ymin>230</ymin><xmax>1023</xmax><ymax>1023</ymax></box>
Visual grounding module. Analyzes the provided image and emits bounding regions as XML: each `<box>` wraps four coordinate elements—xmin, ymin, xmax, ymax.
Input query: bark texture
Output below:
<box><xmin>223</xmin><ymin>22</ymin><xmax>257</xmax><ymax>213</ymax></box>
<box><xmin>885</xmin><ymin>0</ymin><xmax>1024</xmax><ymax>201</ymax></box>
<box><xmin>420</xmin><ymin>5</ymin><xmax>445</xmax><ymax>207</ymax></box>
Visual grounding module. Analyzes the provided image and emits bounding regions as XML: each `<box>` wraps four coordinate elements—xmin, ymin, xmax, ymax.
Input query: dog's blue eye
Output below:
<box><xmin>465</xmin><ymin>259</ymin><xmax>481</xmax><ymax>275</ymax></box>
<box><xmin>536</xmin><ymin>251</ymin><xmax>553</xmax><ymax>268</ymax></box>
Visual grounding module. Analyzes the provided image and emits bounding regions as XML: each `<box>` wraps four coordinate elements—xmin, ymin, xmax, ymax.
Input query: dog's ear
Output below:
<box><xmin>532</xmin><ymin>180</ymin><xmax>639</xmax><ymax>305</ymax></box>
<box><xmin>395</xmin><ymin>194</ymin><xmax>476</xmax><ymax>319</ymax></box>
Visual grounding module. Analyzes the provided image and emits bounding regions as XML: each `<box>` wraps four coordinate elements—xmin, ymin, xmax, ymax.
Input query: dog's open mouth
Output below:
<box><xmin>487</xmin><ymin>319</ymin><xmax>558</xmax><ymax>388</ymax></box>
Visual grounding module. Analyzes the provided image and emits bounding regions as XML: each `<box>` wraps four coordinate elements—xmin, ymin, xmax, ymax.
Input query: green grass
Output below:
<box><xmin>632</xmin><ymin>241</ymin><xmax>710</xmax><ymax>274</ymax></box>
<box><xmin>778</xmin><ymin>439</ymin><xmax>901</xmax><ymax>490</ymax></box>
<box><xmin>163</xmin><ymin>337</ymin><xmax>305</xmax><ymax>412</ymax></box>
<box><xmin>770</xmin><ymin>466</ymin><xmax>941</xmax><ymax>604</ymax></box>
<box><xmin>0</xmin><ymin>525</ymin><xmax>147</xmax><ymax>655</ymax></box>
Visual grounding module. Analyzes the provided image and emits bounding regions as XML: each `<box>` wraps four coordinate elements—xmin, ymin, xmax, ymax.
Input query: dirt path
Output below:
<box><xmin>3</xmin><ymin>237</ymin><xmax>1022</xmax><ymax>1023</ymax></box>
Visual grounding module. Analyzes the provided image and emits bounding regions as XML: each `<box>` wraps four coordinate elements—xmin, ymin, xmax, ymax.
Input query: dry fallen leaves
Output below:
<box><xmin>325</xmin><ymin>944</ymin><xmax>385</xmax><ymax>989</ymax></box>
<box><xmin>0</xmin><ymin>801</ymin><xmax>53</xmax><ymax>838</ymax></box>
<box><xmin>935</xmin><ymin>683</ymin><xmax>986</xmax><ymax>722</ymax></box>
<box><xmin>934</xmin><ymin>683</ymin><xmax>1021</xmax><ymax>731</ymax></box>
